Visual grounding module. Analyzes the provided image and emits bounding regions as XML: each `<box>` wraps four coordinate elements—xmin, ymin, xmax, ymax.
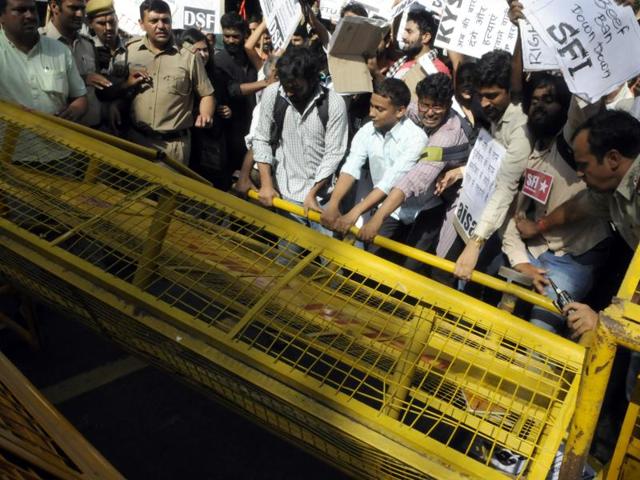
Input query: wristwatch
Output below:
<box><xmin>469</xmin><ymin>233</ymin><xmax>486</xmax><ymax>246</ymax></box>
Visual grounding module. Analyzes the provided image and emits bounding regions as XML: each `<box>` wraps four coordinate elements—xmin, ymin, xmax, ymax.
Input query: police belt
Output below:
<box><xmin>132</xmin><ymin>124</ymin><xmax>189</xmax><ymax>142</ymax></box>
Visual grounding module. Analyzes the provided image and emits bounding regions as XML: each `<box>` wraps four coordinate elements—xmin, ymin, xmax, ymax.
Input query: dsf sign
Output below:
<box><xmin>183</xmin><ymin>7</ymin><xmax>216</xmax><ymax>31</ymax></box>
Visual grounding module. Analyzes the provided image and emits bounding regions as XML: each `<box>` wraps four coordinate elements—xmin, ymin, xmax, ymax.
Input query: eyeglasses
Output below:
<box><xmin>418</xmin><ymin>102</ymin><xmax>446</xmax><ymax>114</ymax></box>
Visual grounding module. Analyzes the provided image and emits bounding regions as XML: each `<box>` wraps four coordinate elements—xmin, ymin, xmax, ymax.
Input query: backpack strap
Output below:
<box><xmin>269</xmin><ymin>93</ymin><xmax>290</xmax><ymax>155</ymax></box>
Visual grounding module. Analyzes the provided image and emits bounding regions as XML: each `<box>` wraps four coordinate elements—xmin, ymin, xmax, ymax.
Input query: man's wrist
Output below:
<box><xmin>536</xmin><ymin>217</ymin><xmax>549</xmax><ymax>233</ymax></box>
<box><xmin>469</xmin><ymin>233</ymin><xmax>486</xmax><ymax>247</ymax></box>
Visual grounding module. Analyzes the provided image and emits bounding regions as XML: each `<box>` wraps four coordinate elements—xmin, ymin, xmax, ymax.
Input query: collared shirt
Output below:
<box><xmin>41</xmin><ymin>21</ymin><xmax>101</xmax><ymax>127</ymax></box>
<box><xmin>126</xmin><ymin>36</ymin><xmax>214</xmax><ymax>133</ymax></box>
<box><xmin>253</xmin><ymin>82</ymin><xmax>349</xmax><ymax>202</ymax></box>
<box><xmin>474</xmin><ymin>102</ymin><xmax>532</xmax><ymax>239</ymax></box>
<box><xmin>340</xmin><ymin>117</ymin><xmax>429</xmax><ymax>223</ymax></box>
<box><xmin>394</xmin><ymin>111</ymin><xmax>470</xmax><ymax>206</ymax></box>
<box><xmin>573</xmin><ymin>156</ymin><xmax>640</xmax><ymax>250</ymax></box>
<box><xmin>0</xmin><ymin>29</ymin><xmax>86</xmax><ymax>114</ymax></box>
<box><xmin>502</xmin><ymin>140</ymin><xmax>611</xmax><ymax>266</ymax></box>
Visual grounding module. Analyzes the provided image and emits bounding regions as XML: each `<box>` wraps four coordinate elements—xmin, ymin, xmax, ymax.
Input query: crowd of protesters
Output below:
<box><xmin>3</xmin><ymin>0</ymin><xmax>640</xmax><ymax>472</ymax></box>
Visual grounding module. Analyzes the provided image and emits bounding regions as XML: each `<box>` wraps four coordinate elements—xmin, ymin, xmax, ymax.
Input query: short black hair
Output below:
<box><xmin>475</xmin><ymin>50</ymin><xmax>512</xmax><ymax>91</ymax></box>
<box><xmin>522</xmin><ymin>72</ymin><xmax>571</xmax><ymax>116</ymax></box>
<box><xmin>375</xmin><ymin>78</ymin><xmax>411</xmax><ymax>109</ymax></box>
<box><xmin>416</xmin><ymin>73</ymin><xmax>454</xmax><ymax>106</ymax></box>
<box><xmin>179</xmin><ymin>27</ymin><xmax>207</xmax><ymax>47</ymax></box>
<box><xmin>139</xmin><ymin>0</ymin><xmax>170</xmax><ymax>21</ymax></box>
<box><xmin>248</xmin><ymin>13</ymin><xmax>262</xmax><ymax>24</ymax></box>
<box><xmin>573</xmin><ymin>111</ymin><xmax>640</xmax><ymax>163</ymax></box>
<box><xmin>407</xmin><ymin>9</ymin><xmax>437</xmax><ymax>47</ymax></box>
<box><xmin>340</xmin><ymin>2</ymin><xmax>368</xmax><ymax>18</ymax></box>
<box><xmin>276</xmin><ymin>46</ymin><xmax>320</xmax><ymax>85</ymax></box>
<box><xmin>220</xmin><ymin>11</ymin><xmax>248</xmax><ymax>35</ymax></box>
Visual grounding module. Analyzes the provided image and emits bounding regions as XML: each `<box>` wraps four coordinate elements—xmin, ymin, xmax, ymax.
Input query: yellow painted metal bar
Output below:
<box><xmin>618</xmin><ymin>247</ymin><xmax>640</xmax><ymax>302</ymax></box>
<box><xmin>559</xmin><ymin>312</ymin><xmax>618</xmax><ymax>480</ymax></box>
<box><xmin>606</xmin><ymin>374</ymin><xmax>640</xmax><ymax>479</ymax></box>
<box><xmin>247</xmin><ymin>190</ymin><xmax>556</xmax><ymax>312</ymax></box>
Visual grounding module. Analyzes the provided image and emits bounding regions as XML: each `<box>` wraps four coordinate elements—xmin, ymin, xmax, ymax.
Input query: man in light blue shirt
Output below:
<box><xmin>321</xmin><ymin>78</ymin><xmax>428</xmax><ymax>257</ymax></box>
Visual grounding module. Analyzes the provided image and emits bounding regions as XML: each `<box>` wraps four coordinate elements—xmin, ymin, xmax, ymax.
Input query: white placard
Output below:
<box><xmin>357</xmin><ymin>0</ymin><xmax>396</xmax><ymax>20</ymax></box>
<box><xmin>519</xmin><ymin>18</ymin><xmax>559</xmax><ymax>71</ymax></box>
<box><xmin>524</xmin><ymin>0</ymin><xmax>640</xmax><ymax>104</ymax></box>
<box><xmin>434</xmin><ymin>0</ymin><xmax>518</xmax><ymax>59</ymax></box>
<box><xmin>453</xmin><ymin>129</ymin><xmax>506</xmax><ymax>241</ymax></box>
<box><xmin>114</xmin><ymin>0</ymin><xmax>224</xmax><ymax>35</ymax></box>
<box><xmin>319</xmin><ymin>0</ymin><xmax>345</xmax><ymax>23</ymax></box>
<box><xmin>259</xmin><ymin>0</ymin><xmax>303</xmax><ymax>52</ymax></box>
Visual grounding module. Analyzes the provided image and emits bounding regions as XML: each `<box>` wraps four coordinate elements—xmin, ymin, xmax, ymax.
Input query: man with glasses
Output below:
<box><xmin>355</xmin><ymin>73</ymin><xmax>472</xmax><ymax>272</ymax></box>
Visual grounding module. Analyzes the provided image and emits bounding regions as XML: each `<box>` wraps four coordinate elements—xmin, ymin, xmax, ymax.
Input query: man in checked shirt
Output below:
<box><xmin>253</xmin><ymin>46</ymin><xmax>349</xmax><ymax>235</ymax></box>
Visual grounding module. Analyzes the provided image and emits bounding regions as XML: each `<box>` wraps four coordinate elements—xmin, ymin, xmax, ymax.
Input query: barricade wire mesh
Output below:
<box><xmin>0</xmin><ymin>103</ymin><xmax>585</xmax><ymax>479</ymax></box>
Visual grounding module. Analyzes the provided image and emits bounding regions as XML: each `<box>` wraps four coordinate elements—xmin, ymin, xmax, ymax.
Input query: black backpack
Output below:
<box><xmin>269</xmin><ymin>86</ymin><xmax>330</xmax><ymax>154</ymax></box>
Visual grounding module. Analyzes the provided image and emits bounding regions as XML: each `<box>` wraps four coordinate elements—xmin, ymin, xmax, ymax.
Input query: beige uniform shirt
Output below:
<box><xmin>502</xmin><ymin>141</ymin><xmax>611</xmax><ymax>266</ymax></box>
<box><xmin>126</xmin><ymin>36</ymin><xmax>214</xmax><ymax>133</ymax></box>
<box><xmin>474</xmin><ymin>102</ymin><xmax>533</xmax><ymax>239</ymax></box>
<box><xmin>574</xmin><ymin>156</ymin><xmax>640</xmax><ymax>250</ymax></box>
<box><xmin>0</xmin><ymin>29</ymin><xmax>86</xmax><ymax>114</ymax></box>
<box><xmin>40</xmin><ymin>22</ymin><xmax>101</xmax><ymax>127</ymax></box>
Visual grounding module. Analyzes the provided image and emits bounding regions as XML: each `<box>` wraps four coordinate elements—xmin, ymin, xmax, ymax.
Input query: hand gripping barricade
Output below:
<box><xmin>0</xmin><ymin>100</ymin><xmax>587</xmax><ymax>479</ymax></box>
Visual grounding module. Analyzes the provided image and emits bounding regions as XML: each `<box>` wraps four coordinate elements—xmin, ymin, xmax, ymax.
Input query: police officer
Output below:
<box><xmin>41</xmin><ymin>0</ymin><xmax>108</xmax><ymax>127</ymax></box>
<box><xmin>125</xmin><ymin>0</ymin><xmax>215</xmax><ymax>166</ymax></box>
<box><xmin>85</xmin><ymin>0</ymin><xmax>127</xmax><ymax>132</ymax></box>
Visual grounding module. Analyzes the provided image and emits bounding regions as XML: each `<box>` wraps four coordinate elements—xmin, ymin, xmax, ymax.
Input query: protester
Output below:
<box><xmin>215</xmin><ymin>12</ymin><xmax>271</xmax><ymax>183</ymax></box>
<box><xmin>501</xmin><ymin>73</ymin><xmax>611</xmax><ymax>337</ymax></box>
<box><xmin>356</xmin><ymin>74</ymin><xmax>472</xmax><ymax>272</ymax></box>
<box><xmin>320</xmin><ymin>78</ymin><xmax>428</xmax><ymax>255</ymax></box>
<box><xmin>125</xmin><ymin>0</ymin><xmax>214</xmax><ymax>166</ymax></box>
<box><xmin>252</xmin><ymin>46</ymin><xmax>348</xmax><ymax>235</ymax></box>
<box><xmin>0</xmin><ymin>0</ymin><xmax>87</xmax><ymax>120</ymax></box>
<box><xmin>453</xmin><ymin>50</ymin><xmax>532</xmax><ymax>281</ymax></box>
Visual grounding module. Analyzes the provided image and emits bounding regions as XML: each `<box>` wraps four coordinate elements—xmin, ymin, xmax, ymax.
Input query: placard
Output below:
<box><xmin>319</xmin><ymin>0</ymin><xmax>345</xmax><ymax>23</ymax></box>
<box><xmin>259</xmin><ymin>0</ymin><xmax>303</xmax><ymax>52</ymax></box>
<box><xmin>114</xmin><ymin>0</ymin><xmax>224</xmax><ymax>35</ymax></box>
<box><xmin>453</xmin><ymin>129</ymin><xmax>506</xmax><ymax>241</ymax></box>
<box><xmin>519</xmin><ymin>18</ymin><xmax>559</xmax><ymax>71</ymax></box>
<box><xmin>434</xmin><ymin>0</ymin><xmax>518</xmax><ymax>59</ymax></box>
<box><xmin>524</xmin><ymin>0</ymin><xmax>640</xmax><ymax>103</ymax></box>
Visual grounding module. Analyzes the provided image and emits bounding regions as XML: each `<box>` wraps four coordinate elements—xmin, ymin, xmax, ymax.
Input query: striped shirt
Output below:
<box><xmin>253</xmin><ymin>83</ymin><xmax>349</xmax><ymax>202</ymax></box>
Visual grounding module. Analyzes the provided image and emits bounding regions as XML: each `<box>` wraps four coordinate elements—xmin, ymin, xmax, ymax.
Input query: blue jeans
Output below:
<box><xmin>528</xmin><ymin>250</ymin><xmax>601</xmax><ymax>335</ymax></box>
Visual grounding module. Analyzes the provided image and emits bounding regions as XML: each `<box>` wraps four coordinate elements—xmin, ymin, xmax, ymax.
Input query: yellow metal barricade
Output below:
<box><xmin>0</xmin><ymin>101</ymin><xmax>585</xmax><ymax>479</ymax></box>
<box><xmin>0</xmin><ymin>351</ymin><xmax>123</xmax><ymax>479</ymax></box>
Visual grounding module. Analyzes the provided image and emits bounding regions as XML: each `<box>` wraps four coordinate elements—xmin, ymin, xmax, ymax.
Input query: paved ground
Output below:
<box><xmin>1</xmin><ymin>304</ymin><xmax>350</xmax><ymax>479</ymax></box>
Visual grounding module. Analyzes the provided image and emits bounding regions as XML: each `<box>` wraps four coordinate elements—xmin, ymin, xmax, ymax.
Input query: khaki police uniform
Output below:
<box><xmin>41</xmin><ymin>22</ymin><xmax>101</xmax><ymax>127</ymax></box>
<box><xmin>126</xmin><ymin>36</ymin><xmax>214</xmax><ymax>166</ymax></box>
<box><xmin>573</xmin><ymin>156</ymin><xmax>640</xmax><ymax>251</ymax></box>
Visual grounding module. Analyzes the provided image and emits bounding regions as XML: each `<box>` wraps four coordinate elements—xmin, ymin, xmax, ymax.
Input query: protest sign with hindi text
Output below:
<box><xmin>453</xmin><ymin>129</ymin><xmax>506</xmax><ymax>242</ymax></box>
<box><xmin>434</xmin><ymin>0</ymin><xmax>518</xmax><ymax>59</ymax></box>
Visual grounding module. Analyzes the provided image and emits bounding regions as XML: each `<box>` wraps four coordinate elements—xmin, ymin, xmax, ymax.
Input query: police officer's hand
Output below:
<box><xmin>258</xmin><ymin>184</ymin><xmax>280</xmax><ymax>207</ymax></box>
<box><xmin>358</xmin><ymin>216</ymin><xmax>383</xmax><ymax>244</ymax></box>
<box><xmin>564</xmin><ymin>303</ymin><xmax>599</xmax><ymax>341</ymax></box>
<box><xmin>86</xmin><ymin>72</ymin><xmax>113</xmax><ymax>90</ymax></box>
<box><xmin>514</xmin><ymin>263</ymin><xmax>549</xmax><ymax>294</ymax></box>
<box><xmin>125</xmin><ymin>70</ymin><xmax>151</xmax><ymax>90</ymax></box>
<box><xmin>508</xmin><ymin>1</ymin><xmax>525</xmax><ymax>25</ymax></box>
<box><xmin>217</xmin><ymin>105</ymin><xmax>232</xmax><ymax>119</ymax></box>
<box><xmin>233</xmin><ymin>173</ymin><xmax>257</xmax><ymax>197</ymax></box>
<box><xmin>195</xmin><ymin>113</ymin><xmax>214</xmax><ymax>128</ymax></box>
